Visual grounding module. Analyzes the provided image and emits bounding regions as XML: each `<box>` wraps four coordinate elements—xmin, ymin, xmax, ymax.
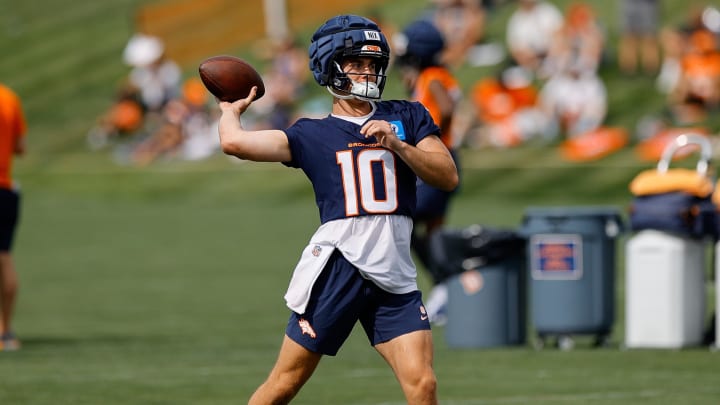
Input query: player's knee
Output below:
<box><xmin>419</xmin><ymin>371</ymin><xmax>438</xmax><ymax>396</ymax></box>
<box><xmin>271</xmin><ymin>372</ymin><xmax>307</xmax><ymax>402</ymax></box>
<box><xmin>253</xmin><ymin>380</ymin><xmax>299</xmax><ymax>405</ymax></box>
<box><xmin>406</xmin><ymin>369</ymin><xmax>437</xmax><ymax>400</ymax></box>
<box><xmin>280</xmin><ymin>382</ymin><xmax>302</xmax><ymax>400</ymax></box>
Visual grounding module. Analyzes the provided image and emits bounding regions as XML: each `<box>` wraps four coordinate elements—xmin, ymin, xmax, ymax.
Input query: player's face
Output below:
<box><xmin>342</xmin><ymin>57</ymin><xmax>379</xmax><ymax>83</ymax></box>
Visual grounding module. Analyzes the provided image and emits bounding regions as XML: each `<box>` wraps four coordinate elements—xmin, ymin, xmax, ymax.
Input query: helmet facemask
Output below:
<box><xmin>329</xmin><ymin>58</ymin><xmax>387</xmax><ymax>101</ymax></box>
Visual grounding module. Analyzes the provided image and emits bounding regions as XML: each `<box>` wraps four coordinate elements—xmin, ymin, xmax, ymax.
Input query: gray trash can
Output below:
<box><xmin>430</xmin><ymin>225</ymin><xmax>526</xmax><ymax>348</ymax></box>
<box><xmin>445</xmin><ymin>257</ymin><xmax>526</xmax><ymax>348</ymax></box>
<box><xmin>521</xmin><ymin>206</ymin><xmax>623</xmax><ymax>349</ymax></box>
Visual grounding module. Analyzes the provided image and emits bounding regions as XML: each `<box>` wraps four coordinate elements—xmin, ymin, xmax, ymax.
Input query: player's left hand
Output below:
<box><xmin>360</xmin><ymin>119</ymin><xmax>400</xmax><ymax>149</ymax></box>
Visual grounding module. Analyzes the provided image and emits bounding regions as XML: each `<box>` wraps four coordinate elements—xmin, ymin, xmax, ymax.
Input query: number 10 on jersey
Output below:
<box><xmin>337</xmin><ymin>149</ymin><xmax>399</xmax><ymax>216</ymax></box>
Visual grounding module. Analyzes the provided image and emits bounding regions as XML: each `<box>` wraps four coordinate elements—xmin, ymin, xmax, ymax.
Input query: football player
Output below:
<box><xmin>216</xmin><ymin>15</ymin><xmax>457</xmax><ymax>404</ymax></box>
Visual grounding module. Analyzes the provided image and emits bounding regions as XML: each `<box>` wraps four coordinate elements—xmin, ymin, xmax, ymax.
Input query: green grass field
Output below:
<box><xmin>1</xmin><ymin>0</ymin><xmax>719</xmax><ymax>404</ymax></box>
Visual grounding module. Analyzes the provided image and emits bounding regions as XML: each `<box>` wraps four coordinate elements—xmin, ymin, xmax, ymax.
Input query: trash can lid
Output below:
<box><xmin>521</xmin><ymin>206</ymin><xmax>625</xmax><ymax>237</ymax></box>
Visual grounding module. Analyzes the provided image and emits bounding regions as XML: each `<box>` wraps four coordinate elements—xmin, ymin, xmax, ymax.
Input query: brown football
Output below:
<box><xmin>198</xmin><ymin>55</ymin><xmax>265</xmax><ymax>102</ymax></box>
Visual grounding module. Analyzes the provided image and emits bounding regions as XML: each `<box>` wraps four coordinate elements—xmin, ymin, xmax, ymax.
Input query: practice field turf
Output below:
<box><xmin>1</xmin><ymin>0</ymin><xmax>718</xmax><ymax>403</ymax></box>
<box><xmin>1</xmin><ymin>159</ymin><xmax>717</xmax><ymax>404</ymax></box>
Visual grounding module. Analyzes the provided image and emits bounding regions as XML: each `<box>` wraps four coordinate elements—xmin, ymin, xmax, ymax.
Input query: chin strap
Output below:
<box><xmin>326</xmin><ymin>83</ymin><xmax>381</xmax><ymax>102</ymax></box>
<box><xmin>350</xmin><ymin>80</ymin><xmax>380</xmax><ymax>99</ymax></box>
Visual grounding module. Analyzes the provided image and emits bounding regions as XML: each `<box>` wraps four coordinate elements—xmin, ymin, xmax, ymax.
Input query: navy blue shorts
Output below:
<box><xmin>0</xmin><ymin>188</ymin><xmax>20</xmax><ymax>252</ymax></box>
<box><xmin>286</xmin><ymin>250</ymin><xmax>430</xmax><ymax>356</ymax></box>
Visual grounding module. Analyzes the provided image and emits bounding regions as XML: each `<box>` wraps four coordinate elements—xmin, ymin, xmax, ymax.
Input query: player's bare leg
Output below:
<box><xmin>0</xmin><ymin>253</ymin><xmax>18</xmax><ymax>337</ymax></box>
<box><xmin>249</xmin><ymin>335</ymin><xmax>322</xmax><ymax>405</ymax></box>
<box><xmin>375</xmin><ymin>330</ymin><xmax>438</xmax><ymax>405</ymax></box>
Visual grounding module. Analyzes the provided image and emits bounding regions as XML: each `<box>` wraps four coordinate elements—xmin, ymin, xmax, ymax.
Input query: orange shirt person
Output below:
<box><xmin>412</xmin><ymin>66</ymin><xmax>461</xmax><ymax>150</ymax></box>
<box><xmin>470</xmin><ymin>66</ymin><xmax>539</xmax><ymax>148</ymax></box>
<box><xmin>472</xmin><ymin>69</ymin><xmax>537</xmax><ymax>125</ymax></box>
<box><xmin>0</xmin><ymin>83</ymin><xmax>26</xmax><ymax>351</ymax></box>
<box><xmin>677</xmin><ymin>30</ymin><xmax>720</xmax><ymax>106</ymax></box>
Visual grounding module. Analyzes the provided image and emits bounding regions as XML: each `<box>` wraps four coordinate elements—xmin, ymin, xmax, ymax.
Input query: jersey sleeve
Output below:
<box><xmin>281</xmin><ymin>118</ymin><xmax>312</xmax><ymax>168</ymax></box>
<box><xmin>408</xmin><ymin>101</ymin><xmax>440</xmax><ymax>145</ymax></box>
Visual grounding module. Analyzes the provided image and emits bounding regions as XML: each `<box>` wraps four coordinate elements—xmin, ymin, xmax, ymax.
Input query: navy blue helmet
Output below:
<box><xmin>308</xmin><ymin>15</ymin><xmax>390</xmax><ymax>100</ymax></box>
<box><xmin>395</xmin><ymin>19</ymin><xmax>445</xmax><ymax>69</ymax></box>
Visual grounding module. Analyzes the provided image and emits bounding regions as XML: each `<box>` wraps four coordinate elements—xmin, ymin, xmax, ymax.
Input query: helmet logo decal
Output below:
<box><xmin>361</xmin><ymin>45</ymin><xmax>383</xmax><ymax>55</ymax></box>
<box><xmin>364</xmin><ymin>30</ymin><xmax>381</xmax><ymax>41</ymax></box>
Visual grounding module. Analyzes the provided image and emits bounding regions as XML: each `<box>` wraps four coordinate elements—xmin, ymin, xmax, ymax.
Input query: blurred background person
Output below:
<box><xmin>655</xmin><ymin>4</ymin><xmax>715</xmax><ymax>95</ymax></box>
<box><xmin>666</xmin><ymin>28</ymin><xmax>720</xmax><ymax>125</ymax></box>
<box><xmin>123</xmin><ymin>33</ymin><xmax>182</xmax><ymax>117</ymax></box>
<box><xmin>466</xmin><ymin>64</ymin><xmax>545</xmax><ymax>148</ymax></box>
<box><xmin>634</xmin><ymin>4</ymin><xmax>719</xmax><ymax>149</ymax></box>
<box><xmin>0</xmin><ymin>83</ymin><xmax>27</xmax><ymax>351</ymax></box>
<box><xmin>617</xmin><ymin>0</ymin><xmax>661</xmax><ymax>75</ymax></box>
<box><xmin>394</xmin><ymin>19</ymin><xmax>462</xmax><ymax>324</ymax></box>
<box><xmin>130</xmin><ymin>78</ymin><xmax>218</xmax><ymax>166</ymax></box>
<box><xmin>177</xmin><ymin>79</ymin><xmax>221</xmax><ymax>162</ymax></box>
<box><xmin>505</xmin><ymin>0</ymin><xmax>564</xmax><ymax>79</ymax></box>
<box><xmin>88</xmin><ymin>33</ymin><xmax>181</xmax><ymax>150</ymax></box>
<box><xmin>544</xmin><ymin>2</ymin><xmax>606</xmax><ymax>77</ymax></box>
<box><xmin>538</xmin><ymin>60</ymin><xmax>608</xmax><ymax>139</ymax></box>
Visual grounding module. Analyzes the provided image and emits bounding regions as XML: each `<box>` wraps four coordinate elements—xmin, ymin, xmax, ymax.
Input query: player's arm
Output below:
<box><xmin>428</xmin><ymin>79</ymin><xmax>455</xmax><ymax>134</ymax></box>
<box><xmin>217</xmin><ymin>87</ymin><xmax>292</xmax><ymax>162</ymax></box>
<box><xmin>360</xmin><ymin>120</ymin><xmax>458</xmax><ymax>192</ymax></box>
<box><xmin>13</xmin><ymin>95</ymin><xmax>27</xmax><ymax>156</ymax></box>
<box><xmin>14</xmin><ymin>137</ymin><xmax>26</xmax><ymax>156</ymax></box>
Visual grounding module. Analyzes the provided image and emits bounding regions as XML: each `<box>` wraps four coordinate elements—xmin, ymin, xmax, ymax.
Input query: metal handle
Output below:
<box><xmin>657</xmin><ymin>133</ymin><xmax>712</xmax><ymax>175</ymax></box>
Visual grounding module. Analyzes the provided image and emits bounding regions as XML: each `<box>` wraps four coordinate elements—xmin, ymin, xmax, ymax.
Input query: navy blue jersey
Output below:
<box><xmin>284</xmin><ymin>100</ymin><xmax>440</xmax><ymax>224</ymax></box>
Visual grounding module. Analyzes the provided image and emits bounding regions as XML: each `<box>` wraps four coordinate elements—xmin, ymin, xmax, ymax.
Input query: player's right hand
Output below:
<box><xmin>219</xmin><ymin>86</ymin><xmax>257</xmax><ymax>117</ymax></box>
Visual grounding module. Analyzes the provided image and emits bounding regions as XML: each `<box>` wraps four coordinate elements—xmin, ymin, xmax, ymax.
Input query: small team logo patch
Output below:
<box><xmin>389</xmin><ymin>120</ymin><xmax>406</xmax><ymax>141</ymax></box>
<box><xmin>364</xmin><ymin>30</ymin><xmax>381</xmax><ymax>41</ymax></box>
<box><xmin>312</xmin><ymin>245</ymin><xmax>322</xmax><ymax>257</ymax></box>
<box><xmin>298</xmin><ymin>318</ymin><xmax>317</xmax><ymax>339</ymax></box>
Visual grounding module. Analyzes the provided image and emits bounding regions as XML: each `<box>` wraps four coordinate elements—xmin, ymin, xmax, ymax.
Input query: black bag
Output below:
<box><xmin>629</xmin><ymin>192</ymin><xmax>718</xmax><ymax>239</ymax></box>
<box><xmin>428</xmin><ymin>225</ymin><xmax>526</xmax><ymax>284</ymax></box>
<box><xmin>628</xmin><ymin>133</ymin><xmax>718</xmax><ymax>239</ymax></box>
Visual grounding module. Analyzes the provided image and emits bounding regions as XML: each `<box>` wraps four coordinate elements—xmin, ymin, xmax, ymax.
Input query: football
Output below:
<box><xmin>198</xmin><ymin>55</ymin><xmax>265</xmax><ymax>102</ymax></box>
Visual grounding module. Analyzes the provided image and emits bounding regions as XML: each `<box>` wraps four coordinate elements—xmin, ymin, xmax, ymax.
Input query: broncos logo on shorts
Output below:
<box><xmin>298</xmin><ymin>318</ymin><xmax>317</xmax><ymax>339</ymax></box>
